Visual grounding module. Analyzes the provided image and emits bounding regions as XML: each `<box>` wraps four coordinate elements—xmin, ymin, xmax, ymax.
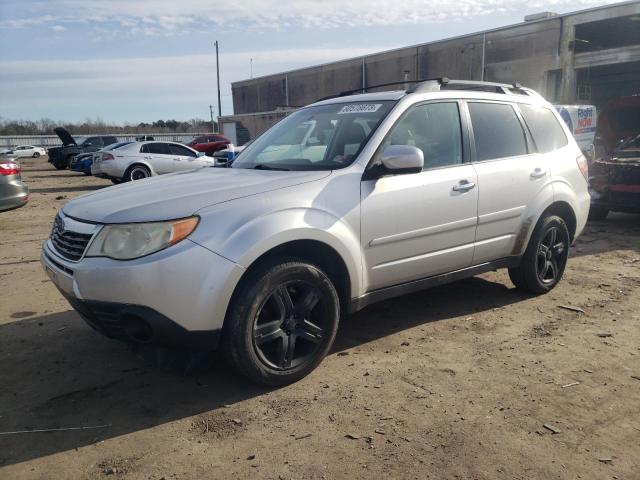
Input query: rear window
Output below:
<box><xmin>468</xmin><ymin>102</ymin><xmax>528</xmax><ymax>161</ymax></box>
<box><xmin>519</xmin><ymin>105</ymin><xmax>568</xmax><ymax>153</ymax></box>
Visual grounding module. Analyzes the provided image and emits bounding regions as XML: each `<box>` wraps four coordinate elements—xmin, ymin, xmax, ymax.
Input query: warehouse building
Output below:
<box><xmin>220</xmin><ymin>1</ymin><xmax>640</xmax><ymax>144</ymax></box>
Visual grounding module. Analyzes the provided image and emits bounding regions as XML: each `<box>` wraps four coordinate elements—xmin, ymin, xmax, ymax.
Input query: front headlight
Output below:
<box><xmin>86</xmin><ymin>216</ymin><xmax>199</xmax><ymax>260</ymax></box>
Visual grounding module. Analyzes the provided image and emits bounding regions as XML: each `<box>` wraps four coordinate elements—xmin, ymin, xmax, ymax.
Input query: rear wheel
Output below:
<box><xmin>223</xmin><ymin>259</ymin><xmax>340</xmax><ymax>386</ymax></box>
<box><xmin>509</xmin><ymin>215</ymin><xmax>570</xmax><ymax>294</ymax></box>
<box><xmin>32</xmin><ymin>152</ymin><xmax>40</xmax><ymax>158</ymax></box>
<box><xmin>125</xmin><ymin>164</ymin><xmax>150</xmax><ymax>181</ymax></box>
<box><xmin>588</xmin><ymin>205</ymin><xmax>609</xmax><ymax>221</ymax></box>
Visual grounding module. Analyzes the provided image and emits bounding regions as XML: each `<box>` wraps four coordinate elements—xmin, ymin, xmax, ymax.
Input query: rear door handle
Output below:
<box><xmin>452</xmin><ymin>180</ymin><xmax>476</xmax><ymax>192</ymax></box>
<box><xmin>531</xmin><ymin>168</ymin><xmax>546</xmax><ymax>178</ymax></box>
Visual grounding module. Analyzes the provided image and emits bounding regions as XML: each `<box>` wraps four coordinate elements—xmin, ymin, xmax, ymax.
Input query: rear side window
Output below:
<box><xmin>146</xmin><ymin>143</ymin><xmax>171</xmax><ymax>155</ymax></box>
<box><xmin>519</xmin><ymin>105</ymin><xmax>568</xmax><ymax>153</ymax></box>
<box><xmin>468</xmin><ymin>102</ymin><xmax>528</xmax><ymax>161</ymax></box>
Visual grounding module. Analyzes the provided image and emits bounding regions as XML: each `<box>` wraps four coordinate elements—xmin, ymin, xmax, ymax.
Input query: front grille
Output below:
<box><xmin>50</xmin><ymin>214</ymin><xmax>93</xmax><ymax>261</ymax></box>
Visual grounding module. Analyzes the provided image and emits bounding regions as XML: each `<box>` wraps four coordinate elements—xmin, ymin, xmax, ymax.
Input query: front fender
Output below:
<box><xmin>193</xmin><ymin>206</ymin><xmax>363</xmax><ymax>299</ymax></box>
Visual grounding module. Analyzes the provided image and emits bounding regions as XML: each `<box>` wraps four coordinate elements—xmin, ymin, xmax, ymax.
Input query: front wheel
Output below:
<box><xmin>33</xmin><ymin>152</ymin><xmax>40</xmax><ymax>158</ymax></box>
<box><xmin>223</xmin><ymin>259</ymin><xmax>340</xmax><ymax>386</ymax></box>
<box><xmin>125</xmin><ymin>164</ymin><xmax>151</xmax><ymax>181</ymax></box>
<box><xmin>509</xmin><ymin>215</ymin><xmax>570</xmax><ymax>294</ymax></box>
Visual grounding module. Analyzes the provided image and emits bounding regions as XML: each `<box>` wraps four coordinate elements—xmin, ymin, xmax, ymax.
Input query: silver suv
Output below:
<box><xmin>41</xmin><ymin>79</ymin><xmax>590</xmax><ymax>385</ymax></box>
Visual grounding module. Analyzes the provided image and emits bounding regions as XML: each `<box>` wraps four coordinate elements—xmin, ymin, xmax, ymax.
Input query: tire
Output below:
<box><xmin>223</xmin><ymin>259</ymin><xmax>340</xmax><ymax>386</ymax></box>
<box><xmin>588</xmin><ymin>205</ymin><xmax>609</xmax><ymax>221</ymax></box>
<box><xmin>32</xmin><ymin>152</ymin><xmax>40</xmax><ymax>158</ymax></box>
<box><xmin>508</xmin><ymin>215</ymin><xmax>570</xmax><ymax>294</ymax></box>
<box><xmin>53</xmin><ymin>159</ymin><xmax>67</xmax><ymax>170</ymax></box>
<box><xmin>125</xmin><ymin>164</ymin><xmax>150</xmax><ymax>182</ymax></box>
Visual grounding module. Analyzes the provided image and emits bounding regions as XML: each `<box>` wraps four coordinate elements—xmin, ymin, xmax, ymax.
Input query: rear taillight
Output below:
<box><xmin>576</xmin><ymin>154</ymin><xmax>588</xmax><ymax>182</ymax></box>
<box><xmin>0</xmin><ymin>162</ymin><xmax>20</xmax><ymax>175</ymax></box>
<box><xmin>102</xmin><ymin>153</ymin><xmax>114</xmax><ymax>161</ymax></box>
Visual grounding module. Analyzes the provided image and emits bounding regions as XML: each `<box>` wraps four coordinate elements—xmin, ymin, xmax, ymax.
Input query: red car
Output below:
<box><xmin>185</xmin><ymin>134</ymin><xmax>230</xmax><ymax>156</ymax></box>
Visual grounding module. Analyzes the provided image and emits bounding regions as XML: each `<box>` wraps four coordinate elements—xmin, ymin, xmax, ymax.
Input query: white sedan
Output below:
<box><xmin>4</xmin><ymin>145</ymin><xmax>47</xmax><ymax>158</ymax></box>
<box><xmin>94</xmin><ymin>141</ymin><xmax>215</xmax><ymax>182</ymax></box>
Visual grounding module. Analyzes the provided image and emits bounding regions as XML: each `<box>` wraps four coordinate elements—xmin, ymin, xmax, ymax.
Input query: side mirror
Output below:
<box><xmin>196</xmin><ymin>151</ymin><xmax>205</xmax><ymax>157</ymax></box>
<box><xmin>380</xmin><ymin>145</ymin><xmax>424</xmax><ymax>174</ymax></box>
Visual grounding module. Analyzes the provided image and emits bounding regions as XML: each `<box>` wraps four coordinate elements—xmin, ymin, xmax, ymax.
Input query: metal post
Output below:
<box><xmin>481</xmin><ymin>33</ymin><xmax>486</xmax><ymax>81</ymax></box>
<box><xmin>209</xmin><ymin>104</ymin><xmax>215</xmax><ymax>133</ymax></box>
<box><xmin>285</xmin><ymin>73</ymin><xmax>289</xmax><ymax>107</ymax></box>
<box><xmin>362</xmin><ymin>56</ymin><xmax>366</xmax><ymax>92</ymax></box>
<box><xmin>215</xmin><ymin>40</ymin><xmax>222</xmax><ymax>124</ymax></box>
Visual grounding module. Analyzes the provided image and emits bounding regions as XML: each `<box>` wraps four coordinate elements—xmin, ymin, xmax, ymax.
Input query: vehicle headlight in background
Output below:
<box><xmin>86</xmin><ymin>217</ymin><xmax>199</xmax><ymax>260</ymax></box>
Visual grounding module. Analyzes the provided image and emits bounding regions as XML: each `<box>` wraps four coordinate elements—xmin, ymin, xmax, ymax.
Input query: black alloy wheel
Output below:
<box><xmin>536</xmin><ymin>226</ymin><xmax>567</xmax><ymax>285</ymax></box>
<box><xmin>509</xmin><ymin>215</ymin><xmax>570</xmax><ymax>294</ymax></box>
<box><xmin>224</xmin><ymin>259</ymin><xmax>340</xmax><ymax>386</ymax></box>
<box><xmin>253</xmin><ymin>280</ymin><xmax>326</xmax><ymax>371</ymax></box>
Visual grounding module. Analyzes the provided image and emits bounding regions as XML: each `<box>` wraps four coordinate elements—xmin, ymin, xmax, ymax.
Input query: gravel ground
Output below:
<box><xmin>1</xmin><ymin>157</ymin><xmax>639</xmax><ymax>480</ymax></box>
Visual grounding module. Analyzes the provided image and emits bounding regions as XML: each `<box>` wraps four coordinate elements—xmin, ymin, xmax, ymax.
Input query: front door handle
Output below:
<box><xmin>531</xmin><ymin>168</ymin><xmax>546</xmax><ymax>178</ymax></box>
<box><xmin>452</xmin><ymin>180</ymin><xmax>476</xmax><ymax>192</ymax></box>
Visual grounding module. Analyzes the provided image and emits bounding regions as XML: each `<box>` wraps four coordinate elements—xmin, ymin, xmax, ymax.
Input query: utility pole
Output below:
<box><xmin>209</xmin><ymin>104</ymin><xmax>215</xmax><ymax>133</ymax></box>
<box><xmin>250</xmin><ymin>58</ymin><xmax>253</xmax><ymax>79</ymax></box>
<box><xmin>214</xmin><ymin>40</ymin><xmax>222</xmax><ymax>132</ymax></box>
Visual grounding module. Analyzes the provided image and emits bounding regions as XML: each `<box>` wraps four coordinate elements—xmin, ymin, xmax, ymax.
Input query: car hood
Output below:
<box><xmin>54</xmin><ymin>127</ymin><xmax>76</xmax><ymax>146</ymax></box>
<box><xmin>62</xmin><ymin>167</ymin><xmax>331</xmax><ymax>224</ymax></box>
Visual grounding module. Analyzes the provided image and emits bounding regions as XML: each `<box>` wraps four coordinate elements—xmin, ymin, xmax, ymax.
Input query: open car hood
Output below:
<box><xmin>54</xmin><ymin>127</ymin><xmax>76</xmax><ymax>146</ymax></box>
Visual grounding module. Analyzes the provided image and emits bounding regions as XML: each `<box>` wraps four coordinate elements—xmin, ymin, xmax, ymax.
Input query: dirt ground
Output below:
<box><xmin>0</xmin><ymin>156</ymin><xmax>639</xmax><ymax>480</ymax></box>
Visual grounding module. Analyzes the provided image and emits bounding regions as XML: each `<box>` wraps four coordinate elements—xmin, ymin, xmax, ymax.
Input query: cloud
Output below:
<box><xmin>51</xmin><ymin>25</ymin><xmax>66</xmax><ymax>32</ymax></box>
<box><xmin>1</xmin><ymin>0</ymin><xmax>621</xmax><ymax>36</ymax></box>
<box><xmin>0</xmin><ymin>45</ymin><xmax>391</xmax><ymax>121</ymax></box>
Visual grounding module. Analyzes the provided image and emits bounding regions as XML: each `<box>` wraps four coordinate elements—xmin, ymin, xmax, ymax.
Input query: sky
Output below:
<box><xmin>0</xmin><ymin>0</ymin><xmax>624</xmax><ymax>124</ymax></box>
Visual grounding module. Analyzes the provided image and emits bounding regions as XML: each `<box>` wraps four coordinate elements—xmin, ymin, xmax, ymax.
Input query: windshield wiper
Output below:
<box><xmin>252</xmin><ymin>164</ymin><xmax>290</xmax><ymax>171</ymax></box>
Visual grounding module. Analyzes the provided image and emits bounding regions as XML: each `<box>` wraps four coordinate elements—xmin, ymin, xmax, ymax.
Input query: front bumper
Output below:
<box><xmin>41</xmin><ymin>238</ymin><xmax>245</xmax><ymax>350</ymax></box>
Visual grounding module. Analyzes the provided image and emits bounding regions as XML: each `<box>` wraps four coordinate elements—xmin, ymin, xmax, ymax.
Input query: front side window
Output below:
<box><xmin>232</xmin><ymin>101</ymin><xmax>396</xmax><ymax>171</ymax></box>
<box><xmin>519</xmin><ymin>104</ymin><xmax>568</xmax><ymax>153</ymax></box>
<box><xmin>468</xmin><ymin>102</ymin><xmax>528</xmax><ymax>161</ymax></box>
<box><xmin>169</xmin><ymin>144</ymin><xmax>197</xmax><ymax>157</ymax></box>
<box><xmin>85</xmin><ymin>137</ymin><xmax>102</xmax><ymax>147</ymax></box>
<box><xmin>381</xmin><ymin>102</ymin><xmax>463</xmax><ymax>170</ymax></box>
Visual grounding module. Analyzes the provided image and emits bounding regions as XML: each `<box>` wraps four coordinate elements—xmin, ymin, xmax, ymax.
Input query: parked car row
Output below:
<box><xmin>0</xmin><ymin>145</ymin><xmax>47</xmax><ymax>158</ymax></box>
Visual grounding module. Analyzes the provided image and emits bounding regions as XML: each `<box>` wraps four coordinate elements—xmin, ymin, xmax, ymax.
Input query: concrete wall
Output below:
<box><xmin>230</xmin><ymin>2</ymin><xmax>640</xmax><ymax>137</ymax></box>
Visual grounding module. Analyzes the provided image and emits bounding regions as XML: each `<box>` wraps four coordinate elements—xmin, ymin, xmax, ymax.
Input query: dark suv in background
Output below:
<box><xmin>48</xmin><ymin>127</ymin><xmax>118</xmax><ymax>170</ymax></box>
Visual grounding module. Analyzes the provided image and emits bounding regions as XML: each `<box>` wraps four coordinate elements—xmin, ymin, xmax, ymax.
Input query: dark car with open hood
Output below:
<box><xmin>589</xmin><ymin>96</ymin><xmax>640</xmax><ymax>220</ymax></box>
<box><xmin>47</xmin><ymin>127</ymin><xmax>118</xmax><ymax>170</ymax></box>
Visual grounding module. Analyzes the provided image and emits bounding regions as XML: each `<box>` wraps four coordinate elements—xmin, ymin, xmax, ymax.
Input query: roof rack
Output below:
<box><xmin>314</xmin><ymin>77</ymin><xmax>538</xmax><ymax>103</ymax></box>
<box><xmin>407</xmin><ymin>78</ymin><xmax>533</xmax><ymax>96</ymax></box>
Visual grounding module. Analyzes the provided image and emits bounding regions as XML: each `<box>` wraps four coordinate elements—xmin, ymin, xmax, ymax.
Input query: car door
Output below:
<box><xmin>361</xmin><ymin>101</ymin><xmax>478</xmax><ymax>290</ymax></box>
<box><xmin>465</xmin><ymin>101</ymin><xmax>552</xmax><ymax>264</ymax></box>
<box><xmin>168</xmin><ymin>144</ymin><xmax>210</xmax><ymax>170</ymax></box>
<box><xmin>141</xmin><ymin>143</ymin><xmax>174</xmax><ymax>174</ymax></box>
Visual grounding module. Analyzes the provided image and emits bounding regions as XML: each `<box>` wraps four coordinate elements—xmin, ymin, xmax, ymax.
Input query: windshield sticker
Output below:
<box><xmin>338</xmin><ymin>104</ymin><xmax>382</xmax><ymax>114</ymax></box>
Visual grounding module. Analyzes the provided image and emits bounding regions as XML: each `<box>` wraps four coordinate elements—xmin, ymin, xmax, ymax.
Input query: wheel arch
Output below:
<box><xmin>227</xmin><ymin>239</ymin><xmax>352</xmax><ymax>319</ymax></box>
<box><xmin>124</xmin><ymin>161</ymin><xmax>154</xmax><ymax>178</ymax></box>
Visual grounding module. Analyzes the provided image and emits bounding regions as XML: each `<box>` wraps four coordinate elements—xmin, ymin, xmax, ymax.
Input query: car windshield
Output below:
<box><xmin>232</xmin><ymin>101</ymin><xmax>396</xmax><ymax>171</ymax></box>
<box><xmin>75</xmin><ymin>137</ymin><xmax>88</xmax><ymax>146</ymax></box>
